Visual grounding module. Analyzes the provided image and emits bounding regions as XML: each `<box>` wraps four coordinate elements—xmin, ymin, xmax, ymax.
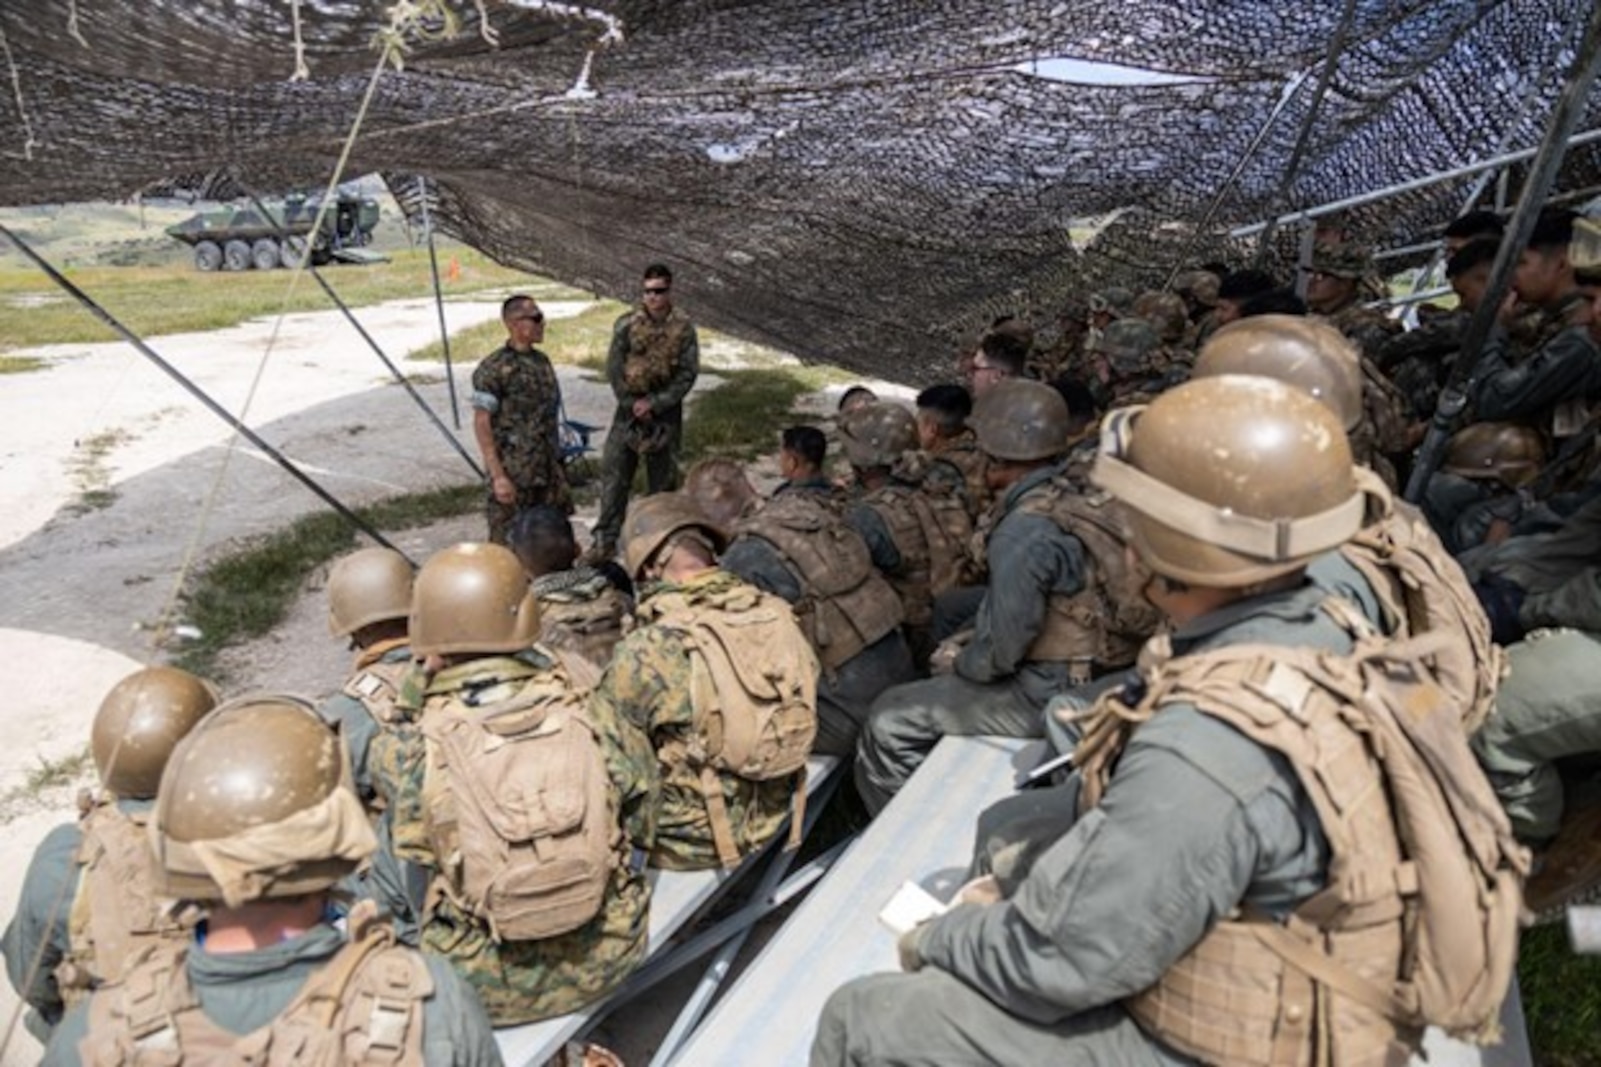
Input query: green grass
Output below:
<box><xmin>173</xmin><ymin>483</ymin><xmax>481</xmax><ymax>678</ymax></box>
<box><xmin>0</xmin><ymin>246</ymin><xmax>549</xmax><ymax>351</ymax></box>
<box><xmin>0</xmin><ymin>354</ymin><xmax>44</xmax><ymax>373</ymax></box>
<box><xmin>1520</xmin><ymin>922</ymin><xmax>1601</xmax><ymax>1065</ymax></box>
<box><xmin>683</xmin><ymin>366</ymin><xmax>840</xmax><ymax>462</ymax></box>
<box><xmin>23</xmin><ymin>748</ymin><xmax>94</xmax><ymax>793</ymax></box>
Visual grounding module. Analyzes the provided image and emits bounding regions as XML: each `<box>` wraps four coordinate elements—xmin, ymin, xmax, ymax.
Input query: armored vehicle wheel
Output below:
<box><xmin>282</xmin><ymin>235</ymin><xmax>309</xmax><ymax>269</ymax></box>
<box><xmin>252</xmin><ymin>238</ymin><xmax>281</xmax><ymax>270</ymax></box>
<box><xmin>223</xmin><ymin>239</ymin><xmax>252</xmax><ymax>272</ymax></box>
<box><xmin>193</xmin><ymin>241</ymin><xmax>222</xmax><ymax>272</ymax></box>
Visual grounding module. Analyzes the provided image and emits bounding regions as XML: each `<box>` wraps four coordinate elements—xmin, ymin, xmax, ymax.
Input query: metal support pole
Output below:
<box><xmin>1404</xmin><ymin>2</ymin><xmax>1601</xmax><ymax>504</ymax></box>
<box><xmin>242</xmin><ymin>191</ymin><xmax>484</xmax><ymax>479</ymax></box>
<box><xmin>1231</xmin><ymin>126</ymin><xmax>1601</xmax><ymax>239</ymax></box>
<box><xmin>419</xmin><ymin>179</ymin><xmax>464</xmax><ymax>429</ymax></box>
<box><xmin>0</xmin><ymin>222</ymin><xmax>411</xmax><ymax>560</ymax></box>
<box><xmin>1252</xmin><ymin>0</ymin><xmax>1361</xmax><ymax>267</ymax></box>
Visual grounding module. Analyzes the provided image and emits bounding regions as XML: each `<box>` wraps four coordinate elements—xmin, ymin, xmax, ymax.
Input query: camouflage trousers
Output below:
<box><xmin>593</xmin><ymin>405</ymin><xmax>684</xmax><ymax>548</ymax></box>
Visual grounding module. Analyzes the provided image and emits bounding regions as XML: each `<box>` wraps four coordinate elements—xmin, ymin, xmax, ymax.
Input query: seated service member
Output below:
<box><xmin>595</xmin><ymin>494</ymin><xmax>819</xmax><ymax>869</ymax></box>
<box><xmin>508</xmin><ymin>504</ymin><xmax>633</xmax><ymax>679</ymax></box>
<box><xmin>815</xmin><ymin>375</ymin><xmax>1524</xmax><ymax>1067</ymax></box>
<box><xmin>3</xmin><ymin>668</ymin><xmax>216</xmax><ymax>1036</ymax></box>
<box><xmin>368</xmin><ymin>542</ymin><xmax>657</xmax><ymax>1025</ymax></box>
<box><xmin>45</xmin><ymin>695</ymin><xmax>499</xmax><ymax>1066</ymax></box>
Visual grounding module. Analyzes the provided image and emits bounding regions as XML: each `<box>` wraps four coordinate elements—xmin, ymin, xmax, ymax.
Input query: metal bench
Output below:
<box><xmin>670</xmin><ymin>735</ymin><xmax>1534</xmax><ymax>1066</ymax></box>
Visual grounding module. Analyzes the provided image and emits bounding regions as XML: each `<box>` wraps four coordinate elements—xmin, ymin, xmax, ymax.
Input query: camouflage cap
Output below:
<box><xmin>1311</xmin><ymin>242</ymin><xmax>1373</xmax><ymax>280</ymax></box>
<box><xmin>1087</xmin><ymin>287</ymin><xmax>1135</xmax><ymax>318</ymax></box>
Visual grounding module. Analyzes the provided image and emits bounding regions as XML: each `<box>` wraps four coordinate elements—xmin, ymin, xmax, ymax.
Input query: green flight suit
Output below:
<box><xmin>813</xmin><ymin>583</ymin><xmax>1347</xmax><ymax>1066</ymax></box>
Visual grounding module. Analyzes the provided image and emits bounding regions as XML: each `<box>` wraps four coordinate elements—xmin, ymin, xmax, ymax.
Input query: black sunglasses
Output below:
<box><xmin>513</xmin><ymin>311</ymin><xmax>545</xmax><ymax>323</ymax></box>
<box><xmin>644</xmin><ymin>286</ymin><xmax>671</xmax><ymax>295</ymax></box>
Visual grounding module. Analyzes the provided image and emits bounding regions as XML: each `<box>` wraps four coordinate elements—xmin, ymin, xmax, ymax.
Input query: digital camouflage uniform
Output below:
<box><xmin>593</xmin><ymin>306</ymin><xmax>702</xmax><ymax>550</ymax></box>
<box><xmin>592</xmin><ymin>569</ymin><xmax>806</xmax><ymax>869</ymax></box>
<box><xmin>41</xmin><ymin>923</ymin><xmax>501</xmax><ymax>1067</ymax></box>
<box><xmin>317</xmin><ymin>638</ymin><xmax>415</xmax><ymax>806</ymax></box>
<box><xmin>471</xmin><ymin>344</ymin><xmax>571</xmax><ymax>544</ymax></box>
<box><xmin>721</xmin><ymin>479</ymin><xmax>917</xmax><ymax>757</ymax></box>
<box><xmin>815</xmin><ymin>584</ymin><xmax>1350</xmax><ymax>1066</ymax></box>
<box><xmin>532</xmin><ymin>566</ymin><xmax>632</xmax><ymax>677</ymax></box>
<box><xmin>854</xmin><ymin>463</ymin><xmax>1093</xmax><ymax>815</ymax></box>
<box><xmin>368</xmin><ymin>649</ymin><xmax>657</xmax><ymax>1025</ymax></box>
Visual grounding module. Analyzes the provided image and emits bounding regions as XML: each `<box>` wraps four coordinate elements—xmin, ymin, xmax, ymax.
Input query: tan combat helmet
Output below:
<box><xmin>1172</xmin><ymin>269</ymin><xmax>1221</xmax><ymax>308</ymax></box>
<box><xmin>409</xmin><ymin>542</ymin><xmax>540</xmax><ymax>657</ymax></box>
<box><xmin>327</xmin><ymin>546</ymin><xmax>413</xmax><ymax>637</ymax></box>
<box><xmin>1191</xmin><ymin>315</ymin><xmax>1364</xmax><ymax>431</ymax></box>
<box><xmin>1130</xmin><ymin>291</ymin><xmax>1189</xmax><ymax>345</ymax></box>
<box><xmin>969</xmin><ymin>378</ymin><xmax>1071</xmax><ymax>463</ymax></box>
<box><xmin>91</xmin><ymin>666</ymin><xmax>219</xmax><ymax>800</ymax></box>
<box><xmin>1092</xmin><ymin>375</ymin><xmax>1365</xmax><ymax>587</ymax></box>
<box><xmin>684</xmin><ymin>458</ymin><xmax>758</xmax><ymax>533</ymax></box>
<box><xmin>621</xmin><ymin>492</ymin><xmax>728</xmax><ymax>579</ymax></box>
<box><xmin>839</xmin><ymin>402</ymin><xmax>919</xmax><ymax>469</ymax></box>
<box><xmin>1090</xmin><ymin>318</ymin><xmax>1161</xmax><ymax>376</ymax></box>
<box><xmin>151</xmin><ymin>695</ymin><xmax>375</xmax><ymax>907</ymax></box>
<box><xmin>1444</xmin><ymin>422</ymin><xmax>1548</xmax><ymax>490</ymax></box>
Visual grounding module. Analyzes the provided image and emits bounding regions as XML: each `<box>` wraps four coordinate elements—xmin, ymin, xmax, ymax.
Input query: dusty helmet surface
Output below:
<box><xmin>1092</xmin><ymin>375</ymin><xmax>1364</xmax><ymax>587</ymax></box>
<box><xmin>1091</xmin><ymin>318</ymin><xmax>1161</xmax><ymax>375</ymax></box>
<box><xmin>327</xmin><ymin>546</ymin><xmax>413</xmax><ymax>637</ymax></box>
<box><xmin>1445</xmin><ymin>422</ymin><xmax>1547</xmax><ymax>489</ymax></box>
<box><xmin>622</xmin><ymin>492</ymin><xmax>728</xmax><ymax>578</ymax></box>
<box><xmin>1192</xmin><ymin>315</ymin><xmax>1363</xmax><ymax>431</ymax></box>
<box><xmin>410</xmin><ymin>542</ymin><xmax>540</xmax><ymax>657</ymax></box>
<box><xmin>685</xmin><ymin>459</ymin><xmax>758</xmax><ymax>533</ymax></box>
<box><xmin>91</xmin><ymin>667</ymin><xmax>219</xmax><ymax>799</ymax></box>
<box><xmin>839</xmin><ymin>402</ymin><xmax>919</xmax><ymax>468</ymax></box>
<box><xmin>1131</xmin><ymin>291</ymin><xmax>1189</xmax><ymax>345</ymax></box>
<box><xmin>151</xmin><ymin>695</ymin><xmax>375</xmax><ymax>905</ymax></box>
<box><xmin>969</xmin><ymin>378</ymin><xmax>1071</xmax><ymax>462</ymax></box>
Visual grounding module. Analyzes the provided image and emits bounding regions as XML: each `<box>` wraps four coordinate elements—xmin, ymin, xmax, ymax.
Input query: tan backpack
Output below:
<box><xmin>1341</xmin><ymin>468</ymin><xmax>1505</xmax><ymax>732</ymax></box>
<box><xmin>422</xmin><ymin>668</ymin><xmax>621</xmax><ymax>942</ymax></box>
<box><xmin>1074</xmin><ymin>604</ymin><xmax>1527</xmax><ymax>1065</ymax></box>
<box><xmin>1017</xmin><ymin>480</ymin><xmax>1163</xmax><ymax>680</ymax></box>
<box><xmin>81</xmin><ymin>902</ymin><xmax>432</xmax><ymax>1066</ymax></box>
<box><xmin>735</xmin><ymin>490</ymin><xmax>903</xmax><ymax>670</ymax></box>
<box><xmin>651</xmin><ymin>585</ymin><xmax>821</xmax><ymax>867</ymax></box>
<box><xmin>56</xmin><ymin>799</ymin><xmax>196</xmax><ymax>1007</ymax></box>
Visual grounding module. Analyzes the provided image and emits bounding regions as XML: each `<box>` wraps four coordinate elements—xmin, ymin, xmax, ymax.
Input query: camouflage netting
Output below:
<box><xmin>0</xmin><ymin>1</ymin><xmax>1599</xmax><ymax>381</ymax></box>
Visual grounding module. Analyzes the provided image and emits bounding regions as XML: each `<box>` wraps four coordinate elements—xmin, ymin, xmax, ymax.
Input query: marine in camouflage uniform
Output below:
<box><xmin>367</xmin><ymin>545</ymin><xmax>657</xmax><ymax>1026</ymax></box>
<box><xmin>471</xmin><ymin>295</ymin><xmax>571</xmax><ymax>545</ymax></box>
<box><xmin>591</xmin><ymin>265</ymin><xmax>702</xmax><ymax>557</ymax></box>
<box><xmin>596</xmin><ymin>565</ymin><xmax>812</xmax><ymax>870</ymax></box>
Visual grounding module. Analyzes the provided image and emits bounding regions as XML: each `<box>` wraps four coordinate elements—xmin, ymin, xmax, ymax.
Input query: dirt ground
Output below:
<box><xmin>0</xmin><ymin>294</ymin><xmax>909</xmax><ymax>1064</ymax></box>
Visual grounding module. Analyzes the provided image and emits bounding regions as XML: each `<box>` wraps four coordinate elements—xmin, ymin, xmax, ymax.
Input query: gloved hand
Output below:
<box><xmin>897</xmin><ymin>923</ymin><xmax>927</xmax><ymax>972</ymax></box>
<box><xmin>929</xmin><ymin>630</ymin><xmax>972</xmax><ymax>676</ymax></box>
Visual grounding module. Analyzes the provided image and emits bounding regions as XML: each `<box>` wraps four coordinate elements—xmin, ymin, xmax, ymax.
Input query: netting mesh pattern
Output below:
<box><xmin>1</xmin><ymin>1</ymin><xmax>1598</xmax><ymax>380</ymax></box>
